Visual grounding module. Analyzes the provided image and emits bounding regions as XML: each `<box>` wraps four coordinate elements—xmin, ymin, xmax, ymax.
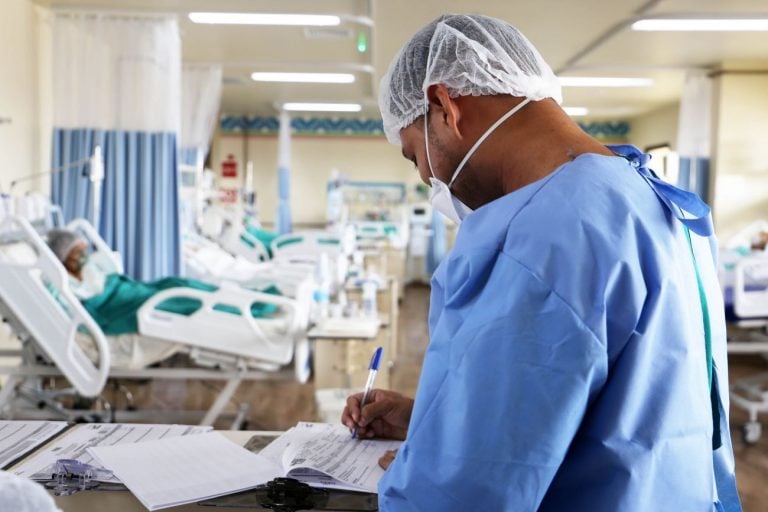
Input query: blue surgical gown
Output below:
<box><xmin>378</xmin><ymin>145</ymin><xmax>741</xmax><ymax>511</ymax></box>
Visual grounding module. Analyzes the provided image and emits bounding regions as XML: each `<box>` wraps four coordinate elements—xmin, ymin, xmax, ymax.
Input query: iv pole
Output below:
<box><xmin>9</xmin><ymin>146</ymin><xmax>105</xmax><ymax>231</ymax></box>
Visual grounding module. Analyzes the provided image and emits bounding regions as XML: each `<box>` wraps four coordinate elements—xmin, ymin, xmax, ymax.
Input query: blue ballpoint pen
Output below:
<box><xmin>352</xmin><ymin>346</ymin><xmax>383</xmax><ymax>439</ymax></box>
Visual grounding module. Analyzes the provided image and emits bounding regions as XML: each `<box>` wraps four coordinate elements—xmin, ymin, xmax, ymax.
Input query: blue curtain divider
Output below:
<box><xmin>179</xmin><ymin>147</ymin><xmax>199</xmax><ymax>167</ymax></box>
<box><xmin>51</xmin><ymin>128</ymin><xmax>181</xmax><ymax>281</ymax></box>
<box><xmin>276</xmin><ymin>165</ymin><xmax>292</xmax><ymax>234</ymax></box>
<box><xmin>677</xmin><ymin>157</ymin><xmax>710</xmax><ymax>204</ymax></box>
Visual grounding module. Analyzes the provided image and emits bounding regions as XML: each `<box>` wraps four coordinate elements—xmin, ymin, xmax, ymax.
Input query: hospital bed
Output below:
<box><xmin>0</xmin><ymin>215</ymin><xmax>310</xmax><ymax>427</ymax></box>
<box><xmin>353</xmin><ymin>219</ymin><xmax>409</xmax><ymax>250</ymax></box>
<box><xmin>270</xmin><ymin>230</ymin><xmax>355</xmax><ymax>293</ymax></box>
<box><xmin>199</xmin><ymin>206</ymin><xmax>270</xmax><ymax>264</ymax></box>
<box><xmin>720</xmin><ymin>235</ymin><xmax>768</xmax><ymax>444</ymax></box>
<box><xmin>182</xmin><ymin>231</ymin><xmax>316</xmax><ymax>315</ymax></box>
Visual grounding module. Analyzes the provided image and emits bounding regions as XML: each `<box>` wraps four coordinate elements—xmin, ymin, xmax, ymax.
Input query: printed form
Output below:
<box><xmin>261</xmin><ymin>422</ymin><xmax>402</xmax><ymax>493</ymax></box>
<box><xmin>89</xmin><ymin>432</ymin><xmax>282</xmax><ymax>511</ymax></box>
<box><xmin>11</xmin><ymin>423</ymin><xmax>211</xmax><ymax>482</ymax></box>
<box><xmin>0</xmin><ymin>421</ymin><xmax>68</xmax><ymax>469</ymax></box>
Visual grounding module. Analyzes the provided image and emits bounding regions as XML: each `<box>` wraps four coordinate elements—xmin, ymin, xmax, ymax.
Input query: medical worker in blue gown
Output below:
<box><xmin>342</xmin><ymin>14</ymin><xmax>741</xmax><ymax>512</ymax></box>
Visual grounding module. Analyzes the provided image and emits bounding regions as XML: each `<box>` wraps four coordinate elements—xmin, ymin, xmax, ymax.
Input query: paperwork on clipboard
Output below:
<box><xmin>0</xmin><ymin>421</ymin><xmax>68</xmax><ymax>469</ymax></box>
<box><xmin>82</xmin><ymin>422</ymin><xmax>398</xmax><ymax>510</ymax></box>
<box><xmin>11</xmin><ymin>423</ymin><xmax>211</xmax><ymax>482</ymax></box>
<box><xmin>259</xmin><ymin>422</ymin><xmax>402</xmax><ymax>493</ymax></box>
<box><xmin>88</xmin><ymin>432</ymin><xmax>281</xmax><ymax>511</ymax></box>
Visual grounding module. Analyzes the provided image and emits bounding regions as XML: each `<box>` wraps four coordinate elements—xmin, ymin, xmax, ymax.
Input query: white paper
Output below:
<box><xmin>261</xmin><ymin>422</ymin><xmax>401</xmax><ymax>493</ymax></box>
<box><xmin>89</xmin><ymin>431</ymin><xmax>282</xmax><ymax>511</ymax></box>
<box><xmin>259</xmin><ymin>424</ymin><xmax>361</xmax><ymax>492</ymax></box>
<box><xmin>11</xmin><ymin>423</ymin><xmax>211</xmax><ymax>482</ymax></box>
<box><xmin>0</xmin><ymin>421</ymin><xmax>68</xmax><ymax>469</ymax></box>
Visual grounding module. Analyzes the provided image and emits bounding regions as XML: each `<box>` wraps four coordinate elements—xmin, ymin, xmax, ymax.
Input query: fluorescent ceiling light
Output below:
<box><xmin>251</xmin><ymin>72</ymin><xmax>355</xmax><ymax>83</ymax></box>
<box><xmin>563</xmin><ymin>107</ymin><xmax>589</xmax><ymax>117</ymax></box>
<box><xmin>282</xmin><ymin>102</ymin><xmax>362</xmax><ymax>112</ymax></box>
<box><xmin>189</xmin><ymin>12</ymin><xmax>341</xmax><ymax>26</ymax></box>
<box><xmin>559</xmin><ymin>77</ymin><xmax>654</xmax><ymax>87</ymax></box>
<box><xmin>632</xmin><ymin>18</ymin><xmax>768</xmax><ymax>31</ymax></box>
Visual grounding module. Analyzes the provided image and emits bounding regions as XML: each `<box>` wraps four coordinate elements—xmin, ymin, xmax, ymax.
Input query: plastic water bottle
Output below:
<box><xmin>362</xmin><ymin>279</ymin><xmax>378</xmax><ymax>318</ymax></box>
<box><xmin>313</xmin><ymin>281</ymin><xmax>330</xmax><ymax>321</ymax></box>
<box><xmin>312</xmin><ymin>254</ymin><xmax>332</xmax><ymax>322</ymax></box>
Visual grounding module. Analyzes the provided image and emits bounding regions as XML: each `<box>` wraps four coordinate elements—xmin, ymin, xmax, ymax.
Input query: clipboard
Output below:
<box><xmin>198</xmin><ymin>477</ymin><xmax>378</xmax><ymax>511</ymax></box>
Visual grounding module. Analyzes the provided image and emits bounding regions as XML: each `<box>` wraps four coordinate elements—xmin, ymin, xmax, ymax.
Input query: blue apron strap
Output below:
<box><xmin>642</xmin><ymin>176</ymin><xmax>714</xmax><ymax>237</ymax></box>
<box><xmin>609</xmin><ymin>143</ymin><xmax>714</xmax><ymax>237</ymax></box>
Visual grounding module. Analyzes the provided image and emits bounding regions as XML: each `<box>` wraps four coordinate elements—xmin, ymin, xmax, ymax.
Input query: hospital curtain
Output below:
<box><xmin>276</xmin><ymin>111</ymin><xmax>293</xmax><ymax>234</ymax></box>
<box><xmin>180</xmin><ymin>65</ymin><xmax>222</xmax><ymax>169</ymax></box>
<box><xmin>676</xmin><ymin>71</ymin><xmax>712</xmax><ymax>203</ymax></box>
<box><xmin>49</xmin><ymin>13</ymin><xmax>182</xmax><ymax>280</ymax></box>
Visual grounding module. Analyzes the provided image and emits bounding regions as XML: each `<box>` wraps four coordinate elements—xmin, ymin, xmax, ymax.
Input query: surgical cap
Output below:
<box><xmin>0</xmin><ymin>471</ymin><xmax>61</xmax><ymax>512</ymax></box>
<box><xmin>47</xmin><ymin>229</ymin><xmax>84</xmax><ymax>263</ymax></box>
<box><xmin>379</xmin><ymin>14</ymin><xmax>563</xmax><ymax>144</ymax></box>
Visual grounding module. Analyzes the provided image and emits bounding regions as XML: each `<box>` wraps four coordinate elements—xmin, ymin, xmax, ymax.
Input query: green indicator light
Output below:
<box><xmin>357</xmin><ymin>32</ymin><xmax>367</xmax><ymax>53</ymax></box>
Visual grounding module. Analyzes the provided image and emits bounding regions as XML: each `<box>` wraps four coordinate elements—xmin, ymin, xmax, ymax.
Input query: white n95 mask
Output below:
<box><xmin>424</xmin><ymin>97</ymin><xmax>532</xmax><ymax>224</ymax></box>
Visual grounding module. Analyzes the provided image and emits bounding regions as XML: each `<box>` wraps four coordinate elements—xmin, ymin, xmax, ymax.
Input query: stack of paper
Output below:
<box><xmin>24</xmin><ymin>421</ymin><xmax>399</xmax><ymax>510</ymax></box>
<box><xmin>260</xmin><ymin>422</ymin><xmax>402</xmax><ymax>493</ymax></box>
<box><xmin>11</xmin><ymin>423</ymin><xmax>210</xmax><ymax>481</ymax></box>
<box><xmin>89</xmin><ymin>432</ymin><xmax>282</xmax><ymax>511</ymax></box>
<box><xmin>0</xmin><ymin>421</ymin><xmax>68</xmax><ymax>469</ymax></box>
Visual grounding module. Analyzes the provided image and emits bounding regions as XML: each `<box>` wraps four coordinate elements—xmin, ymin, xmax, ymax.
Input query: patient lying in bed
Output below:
<box><xmin>46</xmin><ymin>229</ymin><xmax>280</xmax><ymax>336</ymax></box>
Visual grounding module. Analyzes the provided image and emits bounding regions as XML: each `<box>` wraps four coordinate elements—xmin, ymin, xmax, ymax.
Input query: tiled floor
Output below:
<box><xmin>133</xmin><ymin>284</ymin><xmax>767</xmax><ymax>510</ymax></box>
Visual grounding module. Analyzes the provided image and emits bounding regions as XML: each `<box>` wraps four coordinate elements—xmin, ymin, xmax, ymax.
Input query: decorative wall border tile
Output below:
<box><xmin>220</xmin><ymin>116</ymin><xmax>630</xmax><ymax>141</ymax></box>
<box><xmin>220</xmin><ymin>116</ymin><xmax>384</xmax><ymax>136</ymax></box>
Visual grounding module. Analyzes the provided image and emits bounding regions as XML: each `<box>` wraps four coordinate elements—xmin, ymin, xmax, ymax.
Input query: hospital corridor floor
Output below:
<box><xmin>128</xmin><ymin>284</ymin><xmax>767</xmax><ymax>510</ymax></box>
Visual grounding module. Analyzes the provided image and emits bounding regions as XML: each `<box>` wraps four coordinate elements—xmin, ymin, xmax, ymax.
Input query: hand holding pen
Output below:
<box><xmin>342</xmin><ymin>348</ymin><xmax>414</xmax><ymax>441</ymax></box>
<box><xmin>352</xmin><ymin>346</ymin><xmax>383</xmax><ymax>439</ymax></box>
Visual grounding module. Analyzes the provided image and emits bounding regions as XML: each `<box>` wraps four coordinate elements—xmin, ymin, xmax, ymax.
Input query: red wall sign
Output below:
<box><xmin>221</xmin><ymin>154</ymin><xmax>238</xmax><ymax>178</ymax></box>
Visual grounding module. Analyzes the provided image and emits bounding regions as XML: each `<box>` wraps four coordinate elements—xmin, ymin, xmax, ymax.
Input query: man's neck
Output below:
<box><xmin>447</xmin><ymin>97</ymin><xmax>617</xmax><ymax>210</ymax></box>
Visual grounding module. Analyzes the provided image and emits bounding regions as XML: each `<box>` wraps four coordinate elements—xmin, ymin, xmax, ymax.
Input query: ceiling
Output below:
<box><xmin>32</xmin><ymin>0</ymin><xmax>768</xmax><ymax>120</ymax></box>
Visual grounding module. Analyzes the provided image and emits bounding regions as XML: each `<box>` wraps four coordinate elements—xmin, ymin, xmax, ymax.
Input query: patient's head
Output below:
<box><xmin>47</xmin><ymin>229</ymin><xmax>88</xmax><ymax>279</ymax></box>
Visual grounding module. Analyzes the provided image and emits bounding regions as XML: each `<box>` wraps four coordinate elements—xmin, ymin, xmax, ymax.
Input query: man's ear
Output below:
<box><xmin>425</xmin><ymin>84</ymin><xmax>463</xmax><ymax>140</ymax></box>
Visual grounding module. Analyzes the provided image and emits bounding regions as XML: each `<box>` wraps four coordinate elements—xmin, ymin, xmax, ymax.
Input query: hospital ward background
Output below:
<box><xmin>1</xmin><ymin>0</ymin><xmax>768</xmax><ymax>510</ymax></box>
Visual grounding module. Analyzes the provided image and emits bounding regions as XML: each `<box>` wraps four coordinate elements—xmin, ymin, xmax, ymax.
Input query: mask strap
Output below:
<box><xmin>448</xmin><ymin>97</ymin><xmax>532</xmax><ymax>187</ymax></box>
<box><xmin>424</xmin><ymin>106</ymin><xmax>437</xmax><ymax>179</ymax></box>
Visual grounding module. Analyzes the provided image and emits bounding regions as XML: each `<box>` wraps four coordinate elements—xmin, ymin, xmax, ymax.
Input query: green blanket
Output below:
<box><xmin>82</xmin><ymin>274</ymin><xmax>280</xmax><ymax>336</ymax></box>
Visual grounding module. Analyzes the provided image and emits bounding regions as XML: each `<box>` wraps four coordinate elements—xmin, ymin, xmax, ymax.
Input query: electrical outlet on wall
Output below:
<box><xmin>0</xmin><ymin>117</ymin><xmax>11</xmax><ymax>125</ymax></box>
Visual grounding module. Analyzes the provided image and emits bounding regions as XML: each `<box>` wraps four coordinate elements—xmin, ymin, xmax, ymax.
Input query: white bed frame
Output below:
<box><xmin>220</xmin><ymin>226</ymin><xmax>270</xmax><ymax>263</ymax></box>
<box><xmin>199</xmin><ymin>206</ymin><xmax>270</xmax><ymax>264</ymax></box>
<box><xmin>270</xmin><ymin>230</ymin><xmax>354</xmax><ymax>291</ymax></box>
<box><xmin>0</xmin><ymin>216</ymin><xmax>110</xmax><ymax>397</ymax></box>
<box><xmin>723</xmin><ymin>253</ymin><xmax>768</xmax><ymax>444</ymax></box>
<box><xmin>0</xmin><ymin>215</ymin><xmax>309</xmax><ymax>427</ymax></box>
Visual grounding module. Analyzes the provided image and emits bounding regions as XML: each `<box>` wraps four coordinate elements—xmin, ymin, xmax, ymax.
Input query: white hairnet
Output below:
<box><xmin>0</xmin><ymin>471</ymin><xmax>61</xmax><ymax>512</ymax></box>
<box><xmin>379</xmin><ymin>14</ymin><xmax>562</xmax><ymax>144</ymax></box>
<box><xmin>47</xmin><ymin>228</ymin><xmax>84</xmax><ymax>263</ymax></box>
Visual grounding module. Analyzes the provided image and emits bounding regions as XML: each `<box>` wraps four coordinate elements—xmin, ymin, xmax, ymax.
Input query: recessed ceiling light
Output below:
<box><xmin>632</xmin><ymin>18</ymin><xmax>768</xmax><ymax>31</ymax></box>
<box><xmin>559</xmin><ymin>77</ymin><xmax>654</xmax><ymax>87</ymax></box>
<box><xmin>563</xmin><ymin>107</ymin><xmax>589</xmax><ymax>116</ymax></box>
<box><xmin>282</xmin><ymin>102</ymin><xmax>362</xmax><ymax>112</ymax></box>
<box><xmin>188</xmin><ymin>12</ymin><xmax>341</xmax><ymax>26</ymax></box>
<box><xmin>251</xmin><ymin>72</ymin><xmax>355</xmax><ymax>84</ymax></box>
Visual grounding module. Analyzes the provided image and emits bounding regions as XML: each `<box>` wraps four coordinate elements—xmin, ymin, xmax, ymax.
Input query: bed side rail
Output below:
<box><xmin>138</xmin><ymin>283</ymin><xmax>304</xmax><ymax>365</ymax></box>
<box><xmin>0</xmin><ymin>216</ymin><xmax>110</xmax><ymax>396</ymax></box>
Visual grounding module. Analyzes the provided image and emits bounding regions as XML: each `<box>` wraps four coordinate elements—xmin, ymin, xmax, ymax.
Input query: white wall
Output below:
<box><xmin>0</xmin><ymin>0</ymin><xmax>42</xmax><ymax>192</ymax></box>
<box><xmin>212</xmin><ymin>132</ymin><xmax>420</xmax><ymax>226</ymax></box>
<box><xmin>711</xmin><ymin>72</ymin><xmax>768</xmax><ymax>240</ymax></box>
<box><xmin>628</xmin><ymin>102</ymin><xmax>680</xmax><ymax>152</ymax></box>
